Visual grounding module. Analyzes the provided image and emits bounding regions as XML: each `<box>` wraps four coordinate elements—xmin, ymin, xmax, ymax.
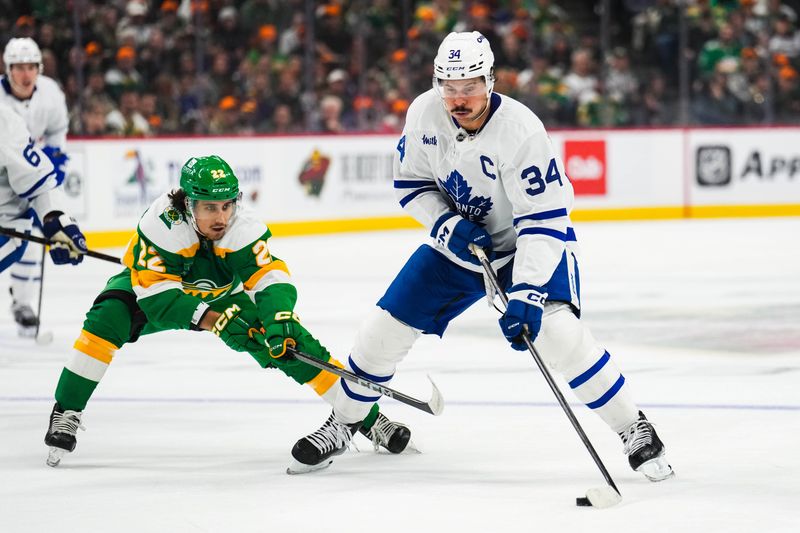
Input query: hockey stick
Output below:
<box><xmin>287</xmin><ymin>346</ymin><xmax>444</xmax><ymax>416</ymax></box>
<box><xmin>469</xmin><ymin>244</ymin><xmax>622</xmax><ymax>508</ymax></box>
<box><xmin>34</xmin><ymin>242</ymin><xmax>54</xmax><ymax>345</ymax></box>
<box><xmin>0</xmin><ymin>226</ymin><xmax>121</xmax><ymax>264</ymax></box>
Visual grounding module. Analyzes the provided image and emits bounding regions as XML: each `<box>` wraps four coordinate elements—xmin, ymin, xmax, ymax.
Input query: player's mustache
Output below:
<box><xmin>451</xmin><ymin>106</ymin><xmax>471</xmax><ymax>113</ymax></box>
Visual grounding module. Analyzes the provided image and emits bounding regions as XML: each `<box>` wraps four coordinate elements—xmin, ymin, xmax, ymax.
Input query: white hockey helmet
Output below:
<box><xmin>432</xmin><ymin>31</ymin><xmax>495</xmax><ymax>96</ymax></box>
<box><xmin>3</xmin><ymin>37</ymin><xmax>43</xmax><ymax>72</ymax></box>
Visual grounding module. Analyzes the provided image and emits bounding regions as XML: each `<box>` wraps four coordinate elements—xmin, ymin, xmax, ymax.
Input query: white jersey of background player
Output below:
<box><xmin>1</xmin><ymin>38</ymin><xmax>70</xmax><ymax>334</ymax></box>
<box><xmin>289</xmin><ymin>32</ymin><xmax>674</xmax><ymax>482</ymax></box>
<box><xmin>0</xmin><ymin>104</ymin><xmax>86</xmax><ymax>335</ymax></box>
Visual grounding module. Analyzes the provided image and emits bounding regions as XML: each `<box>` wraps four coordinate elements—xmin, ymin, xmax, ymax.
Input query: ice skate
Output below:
<box><xmin>11</xmin><ymin>298</ymin><xmax>38</xmax><ymax>338</ymax></box>
<box><xmin>44</xmin><ymin>403</ymin><xmax>84</xmax><ymax>467</ymax></box>
<box><xmin>287</xmin><ymin>411</ymin><xmax>360</xmax><ymax>474</ymax></box>
<box><xmin>619</xmin><ymin>411</ymin><xmax>674</xmax><ymax>481</ymax></box>
<box><xmin>359</xmin><ymin>411</ymin><xmax>413</xmax><ymax>453</ymax></box>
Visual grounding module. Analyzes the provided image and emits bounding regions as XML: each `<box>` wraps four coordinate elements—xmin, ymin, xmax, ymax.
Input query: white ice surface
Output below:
<box><xmin>1</xmin><ymin>218</ymin><xmax>798</xmax><ymax>533</ymax></box>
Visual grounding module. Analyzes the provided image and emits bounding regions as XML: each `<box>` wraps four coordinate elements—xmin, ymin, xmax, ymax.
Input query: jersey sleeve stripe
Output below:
<box><xmin>518</xmin><ymin>227</ymin><xmax>567</xmax><ymax>241</ymax></box>
<box><xmin>243</xmin><ymin>260</ymin><xmax>290</xmax><ymax>291</ymax></box>
<box><xmin>18</xmin><ymin>169</ymin><xmax>58</xmax><ymax>198</ymax></box>
<box><xmin>394</xmin><ymin>179</ymin><xmax>436</xmax><ymax>189</ymax></box>
<box><xmin>518</xmin><ymin>226</ymin><xmax>576</xmax><ymax>242</ymax></box>
<box><xmin>399</xmin><ymin>186</ymin><xmax>440</xmax><ymax>207</ymax></box>
<box><xmin>131</xmin><ymin>268</ymin><xmax>182</xmax><ymax>289</ymax></box>
<box><xmin>513</xmin><ymin>208</ymin><xmax>569</xmax><ymax>225</ymax></box>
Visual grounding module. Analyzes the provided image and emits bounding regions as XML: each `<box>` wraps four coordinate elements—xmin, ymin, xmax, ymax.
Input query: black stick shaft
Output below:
<box><xmin>287</xmin><ymin>347</ymin><xmax>443</xmax><ymax>416</ymax></box>
<box><xmin>35</xmin><ymin>242</ymin><xmax>46</xmax><ymax>338</ymax></box>
<box><xmin>472</xmin><ymin>246</ymin><xmax>620</xmax><ymax>496</ymax></box>
<box><xmin>0</xmin><ymin>226</ymin><xmax>121</xmax><ymax>264</ymax></box>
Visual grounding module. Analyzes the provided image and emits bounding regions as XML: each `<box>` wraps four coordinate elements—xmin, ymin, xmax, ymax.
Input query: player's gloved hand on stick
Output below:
<box><xmin>499</xmin><ymin>284</ymin><xmax>548</xmax><ymax>350</ymax></box>
<box><xmin>430</xmin><ymin>212</ymin><xmax>494</xmax><ymax>265</ymax></box>
<box><xmin>263</xmin><ymin>311</ymin><xmax>302</xmax><ymax>360</ymax></box>
<box><xmin>42</xmin><ymin>211</ymin><xmax>87</xmax><ymax>265</ymax></box>
<box><xmin>211</xmin><ymin>304</ymin><xmax>267</xmax><ymax>353</ymax></box>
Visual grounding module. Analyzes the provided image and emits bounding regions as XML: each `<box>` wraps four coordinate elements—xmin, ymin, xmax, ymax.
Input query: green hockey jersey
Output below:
<box><xmin>121</xmin><ymin>192</ymin><xmax>296</xmax><ymax>329</ymax></box>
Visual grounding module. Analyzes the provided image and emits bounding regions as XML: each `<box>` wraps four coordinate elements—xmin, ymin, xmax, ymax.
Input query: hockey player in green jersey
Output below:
<box><xmin>44</xmin><ymin>155</ymin><xmax>411</xmax><ymax>467</ymax></box>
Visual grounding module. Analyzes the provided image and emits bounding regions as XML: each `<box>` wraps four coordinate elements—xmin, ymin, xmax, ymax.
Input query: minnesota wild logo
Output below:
<box><xmin>182</xmin><ymin>279</ymin><xmax>233</xmax><ymax>301</ymax></box>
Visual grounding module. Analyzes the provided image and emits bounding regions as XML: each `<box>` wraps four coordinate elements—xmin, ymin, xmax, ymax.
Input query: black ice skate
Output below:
<box><xmin>287</xmin><ymin>411</ymin><xmax>360</xmax><ymax>475</ymax></box>
<box><xmin>359</xmin><ymin>412</ymin><xmax>413</xmax><ymax>453</ymax></box>
<box><xmin>44</xmin><ymin>403</ymin><xmax>85</xmax><ymax>467</ymax></box>
<box><xmin>11</xmin><ymin>298</ymin><xmax>39</xmax><ymax>338</ymax></box>
<box><xmin>619</xmin><ymin>411</ymin><xmax>674</xmax><ymax>481</ymax></box>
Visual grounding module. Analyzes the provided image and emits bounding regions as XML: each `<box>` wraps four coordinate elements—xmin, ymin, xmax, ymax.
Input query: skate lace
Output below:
<box><xmin>52</xmin><ymin>410</ymin><xmax>86</xmax><ymax>435</ymax></box>
<box><xmin>306</xmin><ymin>414</ymin><xmax>351</xmax><ymax>454</ymax></box>
<box><xmin>364</xmin><ymin>413</ymin><xmax>397</xmax><ymax>452</ymax></box>
<box><xmin>620</xmin><ymin>418</ymin><xmax>653</xmax><ymax>457</ymax></box>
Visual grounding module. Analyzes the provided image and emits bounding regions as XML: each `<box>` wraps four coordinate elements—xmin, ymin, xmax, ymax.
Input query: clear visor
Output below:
<box><xmin>433</xmin><ymin>76</ymin><xmax>491</xmax><ymax>99</ymax></box>
<box><xmin>186</xmin><ymin>193</ymin><xmax>241</xmax><ymax>220</ymax></box>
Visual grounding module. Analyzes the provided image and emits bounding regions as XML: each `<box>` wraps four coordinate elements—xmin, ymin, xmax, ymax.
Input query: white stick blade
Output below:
<box><xmin>585</xmin><ymin>486</ymin><xmax>622</xmax><ymax>508</ymax></box>
<box><xmin>427</xmin><ymin>375</ymin><xmax>445</xmax><ymax>416</ymax></box>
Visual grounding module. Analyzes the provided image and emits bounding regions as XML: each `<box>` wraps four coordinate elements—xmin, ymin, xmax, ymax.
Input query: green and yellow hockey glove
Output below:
<box><xmin>211</xmin><ymin>304</ymin><xmax>267</xmax><ymax>354</ymax></box>
<box><xmin>263</xmin><ymin>311</ymin><xmax>302</xmax><ymax>359</ymax></box>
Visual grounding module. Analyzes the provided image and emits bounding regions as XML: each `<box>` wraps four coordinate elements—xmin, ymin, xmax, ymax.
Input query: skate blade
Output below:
<box><xmin>637</xmin><ymin>456</ymin><xmax>675</xmax><ymax>482</ymax></box>
<box><xmin>46</xmin><ymin>447</ymin><xmax>66</xmax><ymax>467</ymax></box>
<box><xmin>286</xmin><ymin>458</ymin><xmax>333</xmax><ymax>475</ymax></box>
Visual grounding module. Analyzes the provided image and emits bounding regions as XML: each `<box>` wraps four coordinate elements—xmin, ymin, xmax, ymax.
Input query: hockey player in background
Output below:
<box><xmin>1</xmin><ymin>103</ymin><xmax>86</xmax><ymax>331</ymax></box>
<box><xmin>290</xmin><ymin>32</ymin><xmax>674</xmax><ymax>481</ymax></box>
<box><xmin>43</xmin><ymin>155</ymin><xmax>411</xmax><ymax>467</ymax></box>
<box><xmin>1</xmin><ymin>38</ymin><xmax>71</xmax><ymax>336</ymax></box>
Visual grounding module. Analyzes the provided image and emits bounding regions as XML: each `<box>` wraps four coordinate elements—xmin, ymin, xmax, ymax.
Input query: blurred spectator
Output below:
<box><xmin>105</xmin><ymin>46</ymin><xmax>143</xmax><ymax>101</ymax></box>
<box><xmin>774</xmin><ymin>65</ymin><xmax>800</xmax><ymax>122</ymax></box>
<box><xmin>563</xmin><ymin>48</ymin><xmax>598</xmax><ymax>109</ymax></box>
<box><xmin>271</xmin><ymin>103</ymin><xmax>299</xmax><ymax>134</ymax></box>
<box><xmin>79</xmin><ymin>97</ymin><xmax>115</xmax><ymax>136</ymax></box>
<box><xmin>209</xmin><ymin>95</ymin><xmax>241</xmax><ymax>134</ymax></box>
<box><xmin>106</xmin><ymin>90</ymin><xmax>150</xmax><ymax>136</ymax></box>
<box><xmin>318</xmin><ymin>94</ymin><xmax>345</xmax><ymax>133</ymax></box>
<box><xmin>768</xmin><ymin>13</ymin><xmax>800</xmax><ymax>58</ymax></box>
<box><xmin>698</xmin><ymin>23</ymin><xmax>742</xmax><ymax>79</ymax></box>
<box><xmin>636</xmin><ymin>72</ymin><xmax>677</xmax><ymax>125</ymax></box>
<box><xmin>692</xmin><ymin>71</ymin><xmax>741</xmax><ymax>124</ymax></box>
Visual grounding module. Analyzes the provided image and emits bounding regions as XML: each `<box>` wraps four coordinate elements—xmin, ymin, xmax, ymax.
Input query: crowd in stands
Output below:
<box><xmin>2</xmin><ymin>0</ymin><xmax>799</xmax><ymax>136</ymax></box>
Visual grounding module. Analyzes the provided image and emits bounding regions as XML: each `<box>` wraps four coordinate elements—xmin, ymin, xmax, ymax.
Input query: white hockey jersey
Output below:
<box><xmin>0</xmin><ymin>104</ymin><xmax>64</xmax><ymax>226</ymax></box>
<box><xmin>0</xmin><ymin>74</ymin><xmax>69</xmax><ymax>149</ymax></box>
<box><xmin>394</xmin><ymin>89</ymin><xmax>577</xmax><ymax>288</ymax></box>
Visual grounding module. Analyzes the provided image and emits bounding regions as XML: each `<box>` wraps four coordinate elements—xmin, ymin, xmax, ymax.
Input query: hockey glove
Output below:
<box><xmin>499</xmin><ymin>284</ymin><xmax>548</xmax><ymax>350</ymax></box>
<box><xmin>42</xmin><ymin>211</ymin><xmax>87</xmax><ymax>265</ymax></box>
<box><xmin>211</xmin><ymin>304</ymin><xmax>267</xmax><ymax>354</ymax></box>
<box><xmin>41</xmin><ymin>145</ymin><xmax>69</xmax><ymax>185</ymax></box>
<box><xmin>430</xmin><ymin>212</ymin><xmax>493</xmax><ymax>265</ymax></box>
<box><xmin>263</xmin><ymin>311</ymin><xmax>302</xmax><ymax>359</ymax></box>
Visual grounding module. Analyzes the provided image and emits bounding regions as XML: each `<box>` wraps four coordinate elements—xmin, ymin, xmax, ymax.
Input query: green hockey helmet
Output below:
<box><xmin>180</xmin><ymin>155</ymin><xmax>239</xmax><ymax>201</ymax></box>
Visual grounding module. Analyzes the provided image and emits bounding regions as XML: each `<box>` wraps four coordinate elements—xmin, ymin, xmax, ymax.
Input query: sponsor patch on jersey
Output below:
<box><xmin>422</xmin><ymin>134</ymin><xmax>437</xmax><ymax>146</ymax></box>
<box><xmin>159</xmin><ymin>206</ymin><xmax>184</xmax><ymax>228</ymax></box>
<box><xmin>564</xmin><ymin>140</ymin><xmax>606</xmax><ymax>196</ymax></box>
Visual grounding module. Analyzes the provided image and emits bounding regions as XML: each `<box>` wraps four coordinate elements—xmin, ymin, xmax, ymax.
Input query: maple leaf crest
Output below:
<box><xmin>439</xmin><ymin>169</ymin><xmax>493</xmax><ymax>224</ymax></box>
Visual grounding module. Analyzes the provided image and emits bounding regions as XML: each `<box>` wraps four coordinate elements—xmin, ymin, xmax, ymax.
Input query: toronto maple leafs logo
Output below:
<box><xmin>439</xmin><ymin>170</ymin><xmax>493</xmax><ymax>223</ymax></box>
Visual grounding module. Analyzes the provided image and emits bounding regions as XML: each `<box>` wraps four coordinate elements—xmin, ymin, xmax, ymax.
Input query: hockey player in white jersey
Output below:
<box><xmin>0</xmin><ymin>104</ymin><xmax>87</xmax><ymax>323</ymax></box>
<box><xmin>290</xmin><ymin>31</ymin><xmax>674</xmax><ymax>481</ymax></box>
<box><xmin>1</xmin><ymin>38</ymin><xmax>71</xmax><ymax>335</ymax></box>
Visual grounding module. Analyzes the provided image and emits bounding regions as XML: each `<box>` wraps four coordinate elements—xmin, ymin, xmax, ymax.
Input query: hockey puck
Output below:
<box><xmin>35</xmin><ymin>331</ymin><xmax>54</xmax><ymax>345</ymax></box>
<box><xmin>576</xmin><ymin>497</ymin><xmax>592</xmax><ymax>507</ymax></box>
